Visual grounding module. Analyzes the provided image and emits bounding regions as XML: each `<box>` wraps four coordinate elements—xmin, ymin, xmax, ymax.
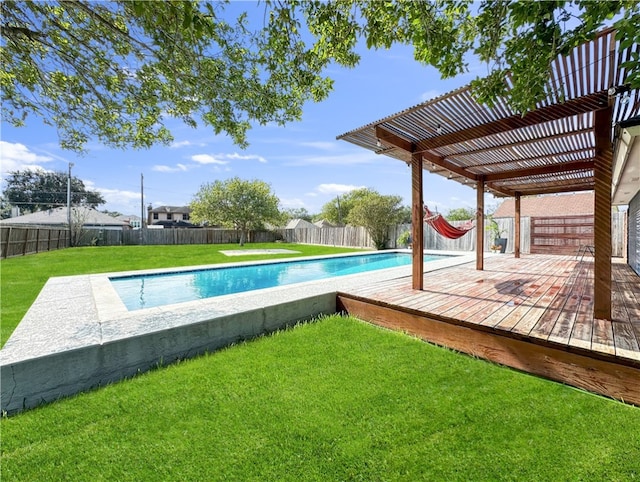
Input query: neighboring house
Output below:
<box><xmin>147</xmin><ymin>205</ymin><xmax>191</xmax><ymax>226</ymax></box>
<box><xmin>285</xmin><ymin>218</ymin><xmax>317</xmax><ymax>230</ymax></box>
<box><xmin>492</xmin><ymin>192</ymin><xmax>594</xmax><ymax>218</ymax></box>
<box><xmin>0</xmin><ymin>206</ymin><xmax>127</xmax><ymax>230</ymax></box>
<box><xmin>116</xmin><ymin>214</ymin><xmax>142</xmax><ymax>229</ymax></box>
<box><xmin>314</xmin><ymin>219</ymin><xmax>334</xmax><ymax>228</ymax></box>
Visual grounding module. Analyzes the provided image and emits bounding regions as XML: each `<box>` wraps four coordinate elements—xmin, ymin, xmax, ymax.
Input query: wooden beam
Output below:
<box><xmin>477</xmin><ymin>178</ymin><xmax>485</xmax><ymax>270</ymax></box>
<box><xmin>514</xmin><ymin>193</ymin><xmax>521</xmax><ymax>258</ymax></box>
<box><xmin>412</xmin><ymin>152</ymin><xmax>424</xmax><ymax>290</ymax></box>
<box><xmin>375</xmin><ymin>125</ymin><xmax>414</xmax><ymax>153</ymax></box>
<box><xmin>482</xmin><ymin>160</ymin><xmax>594</xmax><ymax>182</ymax></box>
<box><xmin>376</xmin><ymin>125</ymin><xmax>478</xmax><ymax>182</ymax></box>
<box><xmin>421</xmin><ymin>151</ymin><xmax>478</xmax><ymax>181</ymax></box>
<box><xmin>593</xmin><ymin>107</ymin><xmax>613</xmax><ymax>320</ymax></box>
<box><xmin>463</xmin><ymin>147</ymin><xmax>594</xmax><ymax>171</ymax></box>
<box><xmin>490</xmin><ymin>182</ymin><xmax>595</xmax><ymax>197</ymax></box>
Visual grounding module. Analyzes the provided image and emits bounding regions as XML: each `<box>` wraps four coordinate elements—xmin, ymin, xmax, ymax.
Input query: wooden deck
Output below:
<box><xmin>337</xmin><ymin>255</ymin><xmax>640</xmax><ymax>405</ymax></box>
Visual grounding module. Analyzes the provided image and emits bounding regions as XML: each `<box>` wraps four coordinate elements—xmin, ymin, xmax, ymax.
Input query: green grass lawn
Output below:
<box><xmin>2</xmin><ymin>315</ymin><xmax>639</xmax><ymax>480</ymax></box>
<box><xmin>2</xmin><ymin>245</ymin><xmax>639</xmax><ymax>480</ymax></box>
<box><xmin>0</xmin><ymin>243</ymin><xmax>362</xmax><ymax>346</ymax></box>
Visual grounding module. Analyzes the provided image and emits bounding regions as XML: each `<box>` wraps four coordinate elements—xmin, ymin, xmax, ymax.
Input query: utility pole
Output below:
<box><xmin>140</xmin><ymin>173</ymin><xmax>145</xmax><ymax>245</ymax></box>
<box><xmin>67</xmin><ymin>162</ymin><xmax>74</xmax><ymax>247</ymax></box>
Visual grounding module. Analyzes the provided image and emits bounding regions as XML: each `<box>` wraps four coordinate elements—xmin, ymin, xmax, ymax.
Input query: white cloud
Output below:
<box><xmin>279</xmin><ymin>197</ymin><xmax>307</xmax><ymax>208</ymax></box>
<box><xmin>91</xmin><ymin>186</ymin><xmax>144</xmax><ymax>215</ymax></box>
<box><xmin>317</xmin><ymin>183</ymin><xmax>365</xmax><ymax>195</ymax></box>
<box><xmin>0</xmin><ymin>141</ymin><xmax>54</xmax><ymax>176</ymax></box>
<box><xmin>170</xmin><ymin>140</ymin><xmax>208</xmax><ymax>149</ymax></box>
<box><xmin>170</xmin><ymin>140</ymin><xmax>193</xmax><ymax>149</ymax></box>
<box><xmin>226</xmin><ymin>152</ymin><xmax>268</xmax><ymax>163</ymax></box>
<box><xmin>298</xmin><ymin>141</ymin><xmax>337</xmax><ymax>151</ymax></box>
<box><xmin>152</xmin><ymin>164</ymin><xmax>189</xmax><ymax>173</ymax></box>
<box><xmin>191</xmin><ymin>154</ymin><xmax>228</xmax><ymax>165</ymax></box>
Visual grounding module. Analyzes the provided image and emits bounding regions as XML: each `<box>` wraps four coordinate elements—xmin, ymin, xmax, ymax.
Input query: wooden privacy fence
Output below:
<box><xmin>0</xmin><ymin>226</ymin><xmax>69</xmax><ymax>258</ymax></box>
<box><xmin>1</xmin><ymin>212</ymin><xmax>627</xmax><ymax>258</ymax></box>
<box><xmin>94</xmin><ymin>228</ymin><xmax>278</xmax><ymax>246</ymax></box>
<box><xmin>278</xmin><ymin>226</ymin><xmax>374</xmax><ymax>248</ymax></box>
<box><xmin>530</xmin><ymin>215</ymin><xmax>594</xmax><ymax>255</ymax></box>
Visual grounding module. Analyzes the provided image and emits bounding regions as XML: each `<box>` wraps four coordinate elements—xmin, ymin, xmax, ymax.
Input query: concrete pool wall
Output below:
<box><xmin>1</xmin><ymin>251</ymin><xmax>476</xmax><ymax>415</ymax></box>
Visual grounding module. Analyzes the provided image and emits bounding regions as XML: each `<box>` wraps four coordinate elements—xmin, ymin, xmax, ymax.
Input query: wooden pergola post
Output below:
<box><xmin>514</xmin><ymin>193</ymin><xmax>521</xmax><ymax>258</ymax></box>
<box><xmin>476</xmin><ymin>177</ymin><xmax>485</xmax><ymax>270</ymax></box>
<box><xmin>593</xmin><ymin>106</ymin><xmax>613</xmax><ymax>320</ymax></box>
<box><xmin>411</xmin><ymin>152</ymin><xmax>424</xmax><ymax>290</ymax></box>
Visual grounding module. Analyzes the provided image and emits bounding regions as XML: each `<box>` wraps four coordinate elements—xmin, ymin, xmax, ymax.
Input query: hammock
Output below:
<box><xmin>424</xmin><ymin>206</ymin><xmax>475</xmax><ymax>240</ymax></box>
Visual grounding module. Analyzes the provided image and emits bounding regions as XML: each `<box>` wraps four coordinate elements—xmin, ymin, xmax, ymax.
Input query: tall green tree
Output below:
<box><xmin>281</xmin><ymin>207</ymin><xmax>314</xmax><ymax>224</ymax></box>
<box><xmin>318</xmin><ymin>188</ymin><xmax>375</xmax><ymax>225</ymax></box>
<box><xmin>446</xmin><ymin>207</ymin><xmax>475</xmax><ymax>221</ymax></box>
<box><xmin>3</xmin><ymin>170</ymin><xmax>105</xmax><ymax>213</ymax></box>
<box><xmin>346</xmin><ymin>191</ymin><xmax>404</xmax><ymax>250</ymax></box>
<box><xmin>3</xmin><ymin>1</ymin><xmax>637</xmax><ymax>152</ymax></box>
<box><xmin>190</xmin><ymin>177</ymin><xmax>280</xmax><ymax>246</ymax></box>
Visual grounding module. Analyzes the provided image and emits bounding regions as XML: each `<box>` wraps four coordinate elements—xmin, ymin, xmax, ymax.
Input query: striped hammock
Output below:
<box><xmin>424</xmin><ymin>206</ymin><xmax>475</xmax><ymax>240</ymax></box>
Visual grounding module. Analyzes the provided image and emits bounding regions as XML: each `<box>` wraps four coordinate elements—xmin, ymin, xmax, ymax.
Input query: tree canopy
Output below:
<box><xmin>189</xmin><ymin>177</ymin><xmax>280</xmax><ymax>245</ymax></box>
<box><xmin>3</xmin><ymin>169</ymin><xmax>105</xmax><ymax>214</ymax></box>
<box><xmin>445</xmin><ymin>207</ymin><xmax>476</xmax><ymax>221</ymax></box>
<box><xmin>346</xmin><ymin>190</ymin><xmax>405</xmax><ymax>250</ymax></box>
<box><xmin>3</xmin><ymin>1</ymin><xmax>637</xmax><ymax>151</ymax></box>
<box><xmin>317</xmin><ymin>188</ymin><xmax>376</xmax><ymax>225</ymax></box>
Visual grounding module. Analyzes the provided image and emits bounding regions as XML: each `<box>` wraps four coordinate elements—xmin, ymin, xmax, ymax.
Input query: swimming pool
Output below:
<box><xmin>111</xmin><ymin>252</ymin><xmax>449</xmax><ymax>311</ymax></box>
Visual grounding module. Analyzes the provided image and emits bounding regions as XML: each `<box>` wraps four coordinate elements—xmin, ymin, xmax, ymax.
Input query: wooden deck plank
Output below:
<box><xmin>568</xmin><ymin>261</ymin><xmax>595</xmax><ymax>350</ymax></box>
<box><xmin>592</xmin><ymin>318</ymin><xmax>616</xmax><ymax>355</ymax></box>
<box><xmin>510</xmin><ymin>259</ymin><xmax>575</xmax><ymax>336</ymax></box>
<box><xmin>547</xmin><ymin>263</ymin><xmax>590</xmax><ymax>345</ymax></box>
<box><xmin>477</xmin><ymin>258</ymin><xmax>560</xmax><ymax>329</ymax></box>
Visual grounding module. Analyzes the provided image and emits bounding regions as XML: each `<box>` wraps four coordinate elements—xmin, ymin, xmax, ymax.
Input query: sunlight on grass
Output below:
<box><xmin>2</xmin><ymin>315</ymin><xmax>638</xmax><ymax>480</ymax></box>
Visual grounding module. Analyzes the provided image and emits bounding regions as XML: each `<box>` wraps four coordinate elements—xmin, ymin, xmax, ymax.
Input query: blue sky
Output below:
<box><xmin>1</xmin><ymin>16</ymin><xmax>499</xmax><ymax>218</ymax></box>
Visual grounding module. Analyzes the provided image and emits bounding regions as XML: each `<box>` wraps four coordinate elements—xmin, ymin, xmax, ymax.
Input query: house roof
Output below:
<box><xmin>492</xmin><ymin>192</ymin><xmax>595</xmax><ymax>218</ymax></box>
<box><xmin>285</xmin><ymin>218</ymin><xmax>317</xmax><ymax>230</ymax></box>
<box><xmin>0</xmin><ymin>207</ymin><xmax>127</xmax><ymax>226</ymax></box>
<box><xmin>337</xmin><ymin>28</ymin><xmax>639</xmax><ymax>200</ymax></box>
<box><xmin>314</xmin><ymin>219</ymin><xmax>334</xmax><ymax>228</ymax></box>
<box><xmin>148</xmin><ymin>205</ymin><xmax>191</xmax><ymax>213</ymax></box>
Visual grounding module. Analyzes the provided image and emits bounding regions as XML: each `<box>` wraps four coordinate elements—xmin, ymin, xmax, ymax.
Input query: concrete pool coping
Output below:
<box><xmin>1</xmin><ymin>250</ymin><xmax>480</xmax><ymax>414</ymax></box>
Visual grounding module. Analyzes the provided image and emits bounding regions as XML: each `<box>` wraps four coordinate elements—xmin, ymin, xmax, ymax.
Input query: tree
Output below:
<box><xmin>1</xmin><ymin>1</ymin><xmax>334</xmax><ymax>151</ymax></box>
<box><xmin>318</xmin><ymin>188</ymin><xmax>375</xmax><ymax>225</ymax></box>
<box><xmin>446</xmin><ymin>207</ymin><xmax>475</xmax><ymax>221</ymax></box>
<box><xmin>397</xmin><ymin>205</ymin><xmax>412</xmax><ymax>224</ymax></box>
<box><xmin>190</xmin><ymin>177</ymin><xmax>280</xmax><ymax>246</ymax></box>
<box><xmin>281</xmin><ymin>207</ymin><xmax>313</xmax><ymax>224</ymax></box>
<box><xmin>3</xmin><ymin>170</ymin><xmax>105</xmax><ymax>213</ymax></box>
<box><xmin>347</xmin><ymin>191</ymin><xmax>404</xmax><ymax>250</ymax></box>
<box><xmin>296</xmin><ymin>1</ymin><xmax>640</xmax><ymax>113</ymax></box>
<box><xmin>4</xmin><ymin>2</ymin><xmax>636</xmax><ymax>152</ymax></box>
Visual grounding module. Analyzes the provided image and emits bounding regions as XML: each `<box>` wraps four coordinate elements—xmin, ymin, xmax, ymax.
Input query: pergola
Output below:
<box><xmin>338</xmin><ymin>28</ymin><xmax>639</xmax><ymax>321</ymax></box>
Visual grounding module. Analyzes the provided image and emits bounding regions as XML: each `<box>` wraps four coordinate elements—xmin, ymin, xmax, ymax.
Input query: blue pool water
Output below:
<box><xmin>110</xmin><ymin>252</ymin><xmax>449</xmax><ymax>311</ymax></box>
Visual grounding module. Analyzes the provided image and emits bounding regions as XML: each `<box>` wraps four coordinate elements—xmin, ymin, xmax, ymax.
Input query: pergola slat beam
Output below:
<box><xmin>411</xmin><ymin>92</ymin><xmax>609</xmax><ymax>151</ymax></box>
<box><xmin>484</xmin><ymin>160</ymin><xmax>594</xmax><ymax>182</ymax></box>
